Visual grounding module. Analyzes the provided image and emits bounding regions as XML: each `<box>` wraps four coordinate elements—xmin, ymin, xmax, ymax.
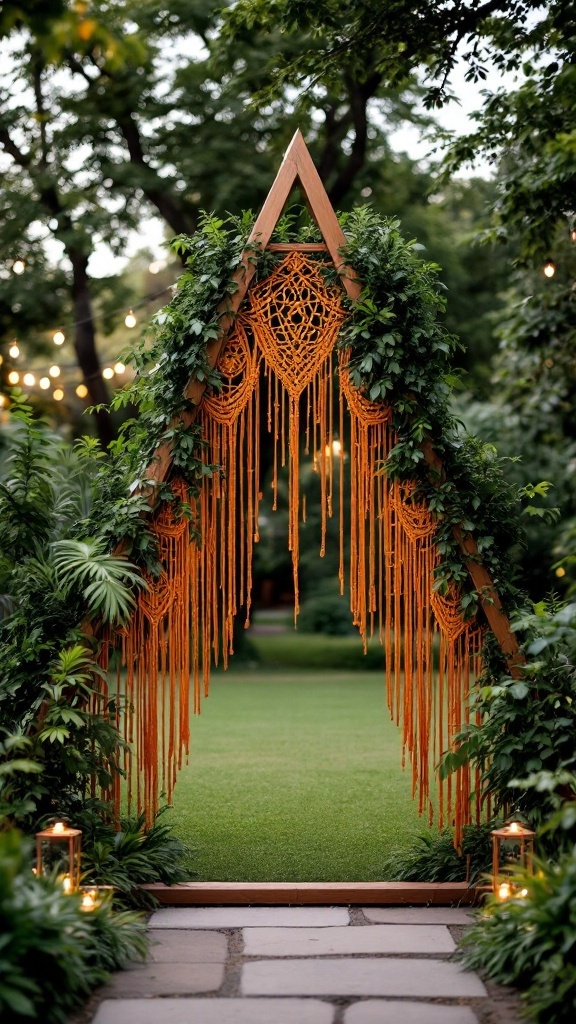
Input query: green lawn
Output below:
<box><xmin>163</xmin><ymin>668</ymin><xmax>425</xmax><ymax>881</ymax></box>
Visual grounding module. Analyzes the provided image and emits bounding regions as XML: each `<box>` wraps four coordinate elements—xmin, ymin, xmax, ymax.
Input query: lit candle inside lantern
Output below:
<box><xmin>62</xmin><ymin>875</ymin><xmax>71</xmax><ymax>893</ymax></box>
<box><xmin>81</xmin><ymin>892</ymin><xmax>96</xmax><ymax>911</ymax></box>
<box><xmin>519</xmin><ymin>888</ymin><xmax>529</xmax><ymax>898</ymax></box>
<box><xmin>508</xmin><ymin>822</ymin><xmax>520</xmax><ymax>833</ymax></box>
<box><xmin>498</xmin><ymin>882</ymin><xmax>512</xmax><ymax>900</ymax></box>
<box><xmin>52</xmin><ymin>822</ymin><xmax>65</xmax><ymax>834</ymax></box>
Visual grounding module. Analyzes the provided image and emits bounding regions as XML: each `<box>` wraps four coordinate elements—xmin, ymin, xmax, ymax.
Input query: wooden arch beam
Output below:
<box><xmin>142</xmin><ymin>130</ymin><xmax>521</xmax><ymax>668</ymax></box>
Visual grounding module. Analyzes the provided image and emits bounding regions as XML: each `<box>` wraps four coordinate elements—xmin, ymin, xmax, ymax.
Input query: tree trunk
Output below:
<box><xmin>70</xmin><ymin>252</ymin><xmax>116</xmax><ymax>448</ymax></box>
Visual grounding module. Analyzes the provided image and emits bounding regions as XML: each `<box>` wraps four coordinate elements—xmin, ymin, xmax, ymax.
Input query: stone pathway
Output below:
<box><xmin>88</xmin><ymin>905</ymin><xmax>521</xmax><ymax>1024</ymax></box>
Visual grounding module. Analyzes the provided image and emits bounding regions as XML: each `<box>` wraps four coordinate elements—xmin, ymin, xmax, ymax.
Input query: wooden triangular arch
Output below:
<box><xmin>112</xmin><ymin>130</ymin><xmax>524</xmax><ymax>833</ymax></box>
<box><xmin>144</xmin><ymin>129</ymin><xmax>520</xmax><ymax>667</ymax></box>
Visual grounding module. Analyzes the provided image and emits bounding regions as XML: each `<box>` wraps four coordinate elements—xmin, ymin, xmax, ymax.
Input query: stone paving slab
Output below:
<box><xmin>99</xmin><ymin>962</ymin><xmax>224</xmax><ymax>997</ymax></box>
<box><xmin>363</xmin><ymin>907</ymin><xmax>474</xmax><ymax>925</ymax></box>
<box><xmin>243</xmin><ymin>924</ymin><xmax>455</xmax><ymax>956</ymax></box>
<box><xmin>92</xmin><ymin>997</ymin><xmax>335</xmax><ymax>1024</ymax></box>
<box><xmin>344</xmin><ymin>1001</ymin><xmax>479</xmax><ymax>1024</ymax></box>
<box><xmin>242</xmin><ymin>958</ymin><xmax>487</xmax><ymax>998</ymax></box>
<box><xmin>149</xmin><ymin>906</ymin><xmax>350</xmax><ymax>928</ymax></box>
<box><xmin>147</xmin><ymin>929</ymin><xmax>228</xmax><ymax>962</ymax></box>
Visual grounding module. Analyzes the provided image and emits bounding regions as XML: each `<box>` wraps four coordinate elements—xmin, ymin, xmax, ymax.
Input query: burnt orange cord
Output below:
<box><xmin>110</xmin><ymin>252</ymin><xmax>487</xmax><ymax>837</ymax></box>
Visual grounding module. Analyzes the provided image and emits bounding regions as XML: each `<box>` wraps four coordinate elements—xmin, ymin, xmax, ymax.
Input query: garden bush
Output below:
<box><xmin>0</xmin><ymin>829</ymin><xmax>147</xmax><ymax>1023</ymax></box>
<box><xmin>298</xmin><ymin>582</ymin><xmax>357</xmax><ymax>636</ymax></box>
<box><xmin>459</xmin><ymin>847</ymin><xmax>576</xmax><ymax>1024</ymax></box>
<box><xmin>382</xmin><ymin>822</ymin><xmax>494</xmax><ymax>884</ymax></box>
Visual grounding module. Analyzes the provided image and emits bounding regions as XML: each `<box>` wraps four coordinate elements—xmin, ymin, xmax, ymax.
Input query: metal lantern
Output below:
<box><xmin>491</xmin><ymin>821</ymin><xmax>535</xmax><ymax>897</ymax></box>
<box><xmin>35</xmin><ymin>821</ymin><xmax>82</xmax><ymax>892</ymax></box>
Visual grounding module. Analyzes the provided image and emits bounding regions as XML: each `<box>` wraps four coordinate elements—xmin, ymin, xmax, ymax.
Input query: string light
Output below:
<box><xmin>543</xmin><ymin>258</ymin><xmax>556</xmax><ymax>278</ymax></box>
<box><xmin>12</xmin><ymin>258</ymin><xmax>26</xmax><ymax>275</ymax></box>
<box><xmin>2</xmin><ymin>281</ymin><xmax>175</xmax><ymax>401</ymax></box>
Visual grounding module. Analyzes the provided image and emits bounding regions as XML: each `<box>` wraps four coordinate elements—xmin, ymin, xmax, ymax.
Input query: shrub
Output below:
<box><xmin>382</xmin><ymin>822</ymin><xmax>494</xmax><ymax>883</ymax></box>
<box><xmin>458</xmin><ymin>847</ymin><xmax>576</xmax><ymax>1024</ymax></box>
<box><xmin>0</xmin><ymin>829</ymin><xmax>147</xmax><ymax>1023</ymax></box>
<box><xmin>251</xmin><ymin>631</ymin><xmax>385</xmax><ymax>670</ymax></box>
<box><xmin>79</xmin><ymin>807</ymin><xmax>194</xmax><ymax>907</ymax></box>
<box><xmin>298</xmin><ymin>585</ymin><xmax>356</xmax><ymax>636</ymax></box>
<box><xmin>440</xmin><ymin>601</ymin><xmax>576</xmax><ymax>834</ymax></box>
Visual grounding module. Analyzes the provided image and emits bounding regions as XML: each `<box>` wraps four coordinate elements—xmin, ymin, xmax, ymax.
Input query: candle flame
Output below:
<box><xmin>52</xmin><ymin>822</ymin><xmax>65</xmax><ymax>834</ymax></box>
<box><xmin>62</xmin><ymin>875</ymin><xmax>71</xmax><ymax>893</ymax></box>
<box><xmin>508</xmin><ymin>822</ymin><xmax>520</xmax><ymax>833</ymax></box>
<box><xmin>498</xmin><ymin>883</ymin><xmax>512</xmax><ymax>900</ymax></box>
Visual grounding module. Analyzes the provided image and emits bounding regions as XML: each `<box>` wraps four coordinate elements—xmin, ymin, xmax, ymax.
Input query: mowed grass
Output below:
<box><xmin>163</xmin><ymin>669</ymin><xmax>425</xmax><ymax>881</ymax></box>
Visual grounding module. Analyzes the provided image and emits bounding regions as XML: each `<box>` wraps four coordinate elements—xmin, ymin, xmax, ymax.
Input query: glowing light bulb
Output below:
<box><xmin>76</xmin><ymin>384</ymin><xmax>88</xmax><ymax>398</ymax></box>
<box><xmin>52</xmin><ymin>822</ymin><xmax>65</xmax><ymax>834</ymax></box>
<box><xmin>519</xmin><ymin>888</ymin><xmax>529</xmax><ymax>898</ymax></box>
<box><xmin>23</xmin><ymin>373</ymin><xmax>36</xmax><ymax>386</ymax></box>
<box><xmin>508</xmin><ymin>822</ymin><xmax>520</xmax><ymax>834</ymax></box>
<box><xmin>9</xmin><ymin>343</ymin><xmax>20</xmax><ymax>358</ymax></box>
<box><xmin>0</xmin><ymin>394</ymin><xmax>6</xmax><ymax>407</ymax></box>
<box><xmin>124</xmin><ymin>309</ymin><xmax>137</xmax><ymax>328</ymax></box>
<box><xmin>39</xmin><ymin>377</ymin><xmax>50</xmax><ymax>390</ymax></box>
<box><xmin>332</xmin><ymin>439</ymin><xmax>342</xmax><ymax>455</ymax></box>
<box><xmin>102</xmin><ymin>366</ymin><xmax>114</xmax><ymax>379</ymax></box>
<box><xmin>53</xmin><ymin>388</ymin><xmax>64</xmax><ymax>401</ymax></box>
<box><xmin>49</xmin><ymin>365</ymin><xmax>60</xmax><ymax>378</ymax></box>
<box><xmin>498</xmin><ymin>882</ymin><xmax>512</xmax><ymax>900</ymax></box>
<box><xmin>556</xmin><ymin>567</ymin><xmax>566</xmax><ymax>578</ymax></box>
<box><xmin>114</xmin><ymin>362</ymin><xmax>126</xmax><ymax>374</ymax></box>
<box><xmin>543</xmin><ymin>258</ymin><xmax>556</xmax><ymax>278</ymax></box>
<box><xmin>8</xmin><ymin>371</ymin><xmax>19</xmax><ymax>384</ymax></box>
<box><xmin>53</xmin><ymin>330</ymin><xmax>65</xmax><ymax>346</ymax></box>
<box><xmin>62</xmin><ymin>875</ymin><xmax>72</xmax><ymax>893</ymax></box>
<box><xmin>81</xmin><ymin>893</ymin><xmax>96</xmax><ymax>911</ymax></box>
<box><xmin>12</xmin><ymin>258</ymin><xmax>26</xmax><ymax>275</ymax></box>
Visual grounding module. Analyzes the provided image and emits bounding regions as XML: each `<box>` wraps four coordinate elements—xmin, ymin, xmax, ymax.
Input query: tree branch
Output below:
<box><xmin>117</xmin><ymin>114</ymin><xmax>197</xmax><ymax>234</ymax></box>
<box><xmin>0</xmin><ymin>128</ymin><xmax>30</xmax><ymax>167</ymax></box>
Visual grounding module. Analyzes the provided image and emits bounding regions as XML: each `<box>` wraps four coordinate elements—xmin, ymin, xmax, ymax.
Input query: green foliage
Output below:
<box><xmin>0</xmin><ymin>828</ymin><xmax>147</xmax><ymax>1023</ymax></box>
<box><xmin>79</xmin><ymin>809</ymin><xmax>194</xmax><ymax>908</ymax></box>
<box><xmin>440</xmin><ymin>601</ymin><xmax>576</xmax><ymax>833</ymax></box>
<box><xmin>339</xmin><ymin>207</ymin><xmax>524</xmax><ymax>616</ymax></box>
<box><xmin>52</xmin><ymin>539</ymin><xmax>144</xmax><ymax>624</ymax></box>
<box><xmin>298</xmin><ymin>582</ymin><xmax>356</xmax><ymax>637</ymax></box>
<box><xmin>382</xmin><ymin>823</ymin><xmax>494</xmax><ymax>884</ymax></box>
<box><xmin>251</xmin><ymin>631</ymin><xmax>385</xmax><ymax>671</ymax></box>
<box><xmin>459</xmin><ymin>848</ymin><xmax>576</xmax><ymax>1024</ymax></box>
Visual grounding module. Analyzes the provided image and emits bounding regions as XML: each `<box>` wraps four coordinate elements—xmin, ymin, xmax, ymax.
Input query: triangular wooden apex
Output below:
<box><xmin>246</xmin><ymin>130</ymin><xmax>361</xmax><ymax>300</ymax></box>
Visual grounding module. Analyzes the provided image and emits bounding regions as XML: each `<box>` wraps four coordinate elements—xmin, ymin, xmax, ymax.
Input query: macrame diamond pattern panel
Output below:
<box><xmin>246</xmin><ymin>252</ymin><xmax>347</xmax><ymax>397</ymax></box>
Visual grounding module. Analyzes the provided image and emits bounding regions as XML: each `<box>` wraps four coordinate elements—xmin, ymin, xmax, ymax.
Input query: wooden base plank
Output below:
<box><xmin>142</xmin><ymin>881</ymin><xmax>477</xmax><ymax>906</ymax></box>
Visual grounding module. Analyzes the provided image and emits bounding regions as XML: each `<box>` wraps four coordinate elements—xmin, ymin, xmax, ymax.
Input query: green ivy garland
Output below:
<box><xmin>106</xmin><ymin>207</ymin><xmax>527</xmax><ymax>657</ymax></box>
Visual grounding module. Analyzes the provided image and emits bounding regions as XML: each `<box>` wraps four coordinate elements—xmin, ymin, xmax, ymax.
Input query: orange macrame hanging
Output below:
<box><xmin>113</xmin><ymin>250</ymin><xmax>485</xmax><ymax>838</ymax></box>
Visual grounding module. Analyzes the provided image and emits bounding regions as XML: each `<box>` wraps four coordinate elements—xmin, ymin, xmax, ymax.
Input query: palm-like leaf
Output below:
<box><xmin>52</xmin><ymin>539</ymin><xmax>145</xmax><ymax>625</ymax></box>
